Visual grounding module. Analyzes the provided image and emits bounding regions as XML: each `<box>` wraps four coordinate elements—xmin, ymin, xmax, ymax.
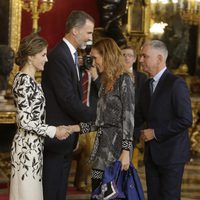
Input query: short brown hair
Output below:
<box><xmin>122</xmin><ymin>46</ymin><xmax>136</xmax><ymax>58</ymax></box>
<box><xmin>65</xmin><ymin>10</ymin><xmax>95</xmax><ymax>33</ymax></box>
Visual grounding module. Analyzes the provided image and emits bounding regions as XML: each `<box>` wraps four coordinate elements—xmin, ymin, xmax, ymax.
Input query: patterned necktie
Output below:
<box><xmin>149</xmin><ymin>78</ymin><xmax>154</xmax><ymax>96</ymax></box>
<box><xmin>82</xmin><ymin>71</ymin><xmax>89</xmax><ymax>105</ymax></box>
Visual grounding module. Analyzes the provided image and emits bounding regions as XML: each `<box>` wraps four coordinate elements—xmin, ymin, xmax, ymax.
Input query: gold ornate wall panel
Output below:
<box><xmin>9</xmin><ymin>0</ymin><xmax>21</xmax><ymax>52</ymax></box>
<box><xmin>126</xmin><ymin>0</ymin><xmax>151</xmax><ymax>60</ymax></box>
<box><xmin>125</xmin><ymin>0</ymin><xmax>151</xmax><ymax>71</ymax></box>
<box><xmin>190</xmin><ymin>97</ymin><xmax>200</xmax><ymax>155</ymax></box>
<box><xmin>7</xmin><ymin>0</ymin><xmax>21</xmax><ymax>94</ymax></box>
<box><xmin>127</xmin><ymin>0</ymin><xmax>150</xmax><ymax>36</ymax></box>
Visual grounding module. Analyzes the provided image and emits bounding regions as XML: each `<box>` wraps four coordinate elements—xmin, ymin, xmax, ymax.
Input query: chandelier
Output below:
<box><xmin>150</xmin><ymin>0</ymin><xmax>200</xmax><ymax>25</ymax></box>
<box><xmin>21</xmin><ymin>0</ymin><xmax>55</xmax><ymax>32</ymax></box>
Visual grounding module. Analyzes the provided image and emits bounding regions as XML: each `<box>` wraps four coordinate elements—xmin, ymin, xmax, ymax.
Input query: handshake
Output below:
<box><xmin>55</xmin><ymin>125</ymin><xmax>80</xmax><ymax>140</ymax></box>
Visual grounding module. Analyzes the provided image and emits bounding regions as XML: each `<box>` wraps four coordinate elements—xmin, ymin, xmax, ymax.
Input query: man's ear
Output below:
<box><xmin>72</xmin><ymin>27</ymin><xmax>78</xmax><ymax>36</ymax></box>
<box><xmin>158</xmin><ymin>54</ymin><xmax>163</xmax><ymax>63</ymax></box>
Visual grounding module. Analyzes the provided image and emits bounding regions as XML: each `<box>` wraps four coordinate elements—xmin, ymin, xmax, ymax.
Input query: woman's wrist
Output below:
<box><xmin>70</xmin><ymin>125</ymin><xmax>80</xmax><ymax>133</ymax></box>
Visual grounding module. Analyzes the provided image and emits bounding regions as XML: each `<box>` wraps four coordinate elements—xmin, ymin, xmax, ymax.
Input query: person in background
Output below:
<box><xmin>135</xmin><ymin>40</ymin><xmax>192</xmax><ymax>200</ymax></box>
<box><xmin>122</xmin><ymin>46</ymin><xmax>147</xmax><ymax>109</ymax></box>
<box><xmin>9</xmin><ymin>33</ymin><xmax>68</xmax><ymax>200</ymax></box>
<box><xmin>65</xmin><ymin>37</ymin><xmax>135</xmax><ymax>194</ymax></box>
<box><xmin>41</xmin><ymin>10</ymin><xmax>96</xmax><ymax>200</ymax></box>
<box><xmin>122</xmin><ymin>46</ymin><xmax>147</xmax><ymax>164</ymax></box>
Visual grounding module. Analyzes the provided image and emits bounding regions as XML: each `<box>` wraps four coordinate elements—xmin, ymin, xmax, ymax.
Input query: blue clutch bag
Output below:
<box><xmin>92</xmin><ymin>160</ymin><xmax>145</xmax><ymax>200</ymax></box>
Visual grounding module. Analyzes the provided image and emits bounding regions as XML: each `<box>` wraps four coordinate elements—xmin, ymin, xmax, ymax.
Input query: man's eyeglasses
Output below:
<box><xmin>123</xmin><ymin>53</ymin><xmax>134</xmax><ymax>58</ymax></box>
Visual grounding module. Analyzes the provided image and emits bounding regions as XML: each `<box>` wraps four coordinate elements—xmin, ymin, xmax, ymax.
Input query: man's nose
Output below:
<box><xmin>88</xmin><ymin>36</ymin><xmax>93</xmax><ymax>42</ymax></box>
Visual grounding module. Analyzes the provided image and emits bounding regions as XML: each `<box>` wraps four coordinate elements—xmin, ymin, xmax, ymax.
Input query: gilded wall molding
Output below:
<box><xmin>9</xmin><ymin>0</ymin><xmax>21</xmax><ymax>52</ymax></box>
<box><xmin>126</xmin><ymin>0</ymin><xmax>151</xmax><ymax>70</ymax></box>
<box><xmin>127</xmin><ymin>0</ymin><xmax>150</xmax><ymax>36</ymax></box>
<box><xmin>7</xmin><ymin>0</ymin><xmax>21</xmax><ymax>93</ymax></box>
<box><xmin>126</xmin><ymin>0</ymin><xmax>151</xmax><ymax>48</ymax></box>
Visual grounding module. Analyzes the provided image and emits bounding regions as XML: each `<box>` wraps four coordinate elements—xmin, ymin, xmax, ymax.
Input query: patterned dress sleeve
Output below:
<box><xmin>13</xmin><ymin>74</ymin><xmax>56</xmax><ymax>138</ymax></box>
<box><xmin>120</xmin><ymin>74</ymin><xmax>135</xmax><ymax>151</ymax></box>
<box><xmin>79</xmin><ymin>121</ymin><xmax>97</xmax><ymax>134</ymax></box>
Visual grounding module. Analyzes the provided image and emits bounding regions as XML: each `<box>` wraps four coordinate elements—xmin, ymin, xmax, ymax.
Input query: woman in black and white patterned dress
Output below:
<box><xmin>9</xmin><ymin>34</ymin><xmax>69</xmax><ymax>200</ymax></box>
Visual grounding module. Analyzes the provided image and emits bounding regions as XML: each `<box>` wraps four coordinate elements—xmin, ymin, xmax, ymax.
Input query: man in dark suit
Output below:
<box><xmin>135</xmin><ymin>40</ymin><xmax>192</xmax><ymax>200</ymax></box>
<box><xmin>41</xmin><ymin>11</ymin><xmax>96</xmax><ymax>200</ymax></box>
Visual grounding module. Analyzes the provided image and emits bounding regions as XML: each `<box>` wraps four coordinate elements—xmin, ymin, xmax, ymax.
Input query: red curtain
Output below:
<box><xmin>21</xmin><ymin>0</ymin><xmax>100</xmax><ymax>49</ymax></box>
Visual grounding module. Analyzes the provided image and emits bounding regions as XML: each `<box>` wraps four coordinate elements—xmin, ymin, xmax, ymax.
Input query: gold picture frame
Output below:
<box><xmin>127</xmin><ymin>0</ymin><xmax>150</xmax><ymax>36</ymax></box>
<box><xmin>9</xmin><ymin>0</ymin><xmax>21</xmax><ymax>52</ymax></box>
<box><xmin>7</xmin><ymin>0</ymin><xmax>22</xmax><ymax>93</ymax></box>
<box><xmin>126</xmin><ymin>0</ymin><xmax>151</xmax><ymax>66</ymax></box>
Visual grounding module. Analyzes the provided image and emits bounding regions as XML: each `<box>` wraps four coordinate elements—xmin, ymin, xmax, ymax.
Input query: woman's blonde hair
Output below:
<box><xmin>93</xmin><ymin>38</ymin><xmax>131</xmax><ymax>92</ymax></box>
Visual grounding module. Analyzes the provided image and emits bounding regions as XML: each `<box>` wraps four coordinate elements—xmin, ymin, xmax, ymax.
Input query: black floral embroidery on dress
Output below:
<box><xmin>11</xmin><ymin>73</ymin><xmax>51</xmax><ymax>181</ymax></box>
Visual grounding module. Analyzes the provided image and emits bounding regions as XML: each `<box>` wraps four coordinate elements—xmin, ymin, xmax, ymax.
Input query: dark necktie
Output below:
<box><xmin>149</xmin><ymin>78</ymin><xmax>154</xmax><ymax>96</ymax></box>
<box><xmin>82</xmin><ymin>71</ymin><xmax>89</xmax><ymax>105</ymax></box>
<box><xmin>74</xmin><ymin>51</ymin><xmax>78</xmax><ymax>65</ymax></box>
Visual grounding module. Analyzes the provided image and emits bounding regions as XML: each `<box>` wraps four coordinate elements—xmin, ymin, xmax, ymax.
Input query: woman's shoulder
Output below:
<box><xmin>13</xmin><ymin>72</ymin><xmax>36</xmax><ymax>91</ymax></box>
<box><xmin>14</xmin><ymin>72</ymin><xmax>33</xmax><ymax>81</ymax></box>
<box><xmin>119</xmin><ymin>73</ymin><xmax>134</xmax><ymax>84</ymax></box>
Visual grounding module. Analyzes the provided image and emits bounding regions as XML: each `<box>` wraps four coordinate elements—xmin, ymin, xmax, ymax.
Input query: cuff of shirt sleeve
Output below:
<box><xmin>122</xmin><ymin>140</ymin><xmax>132</xmax><ymax>151</ymax></box>
<box><xmin>80</xmin><ymin>122</ymin><xmax>92</xmax><ymax>134</ymax></box>
<box><xmin>152</xmin><ymin>129</ymin><xmax>158</xmax><ymax>141</ymax></box>
<box><xmin>46</xmin><ymin>126</ymin><xmax>56</xmax><ymax>138</ymax></box>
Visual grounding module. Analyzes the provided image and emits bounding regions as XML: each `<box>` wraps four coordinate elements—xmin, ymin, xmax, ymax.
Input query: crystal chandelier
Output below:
<box><xmin>150</xmin><ymin>0</ymin><xmax>200</xmax><ymax>25</ymax></box>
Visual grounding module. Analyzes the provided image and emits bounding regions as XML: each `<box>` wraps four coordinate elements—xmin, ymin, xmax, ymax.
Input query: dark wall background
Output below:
<box><xmin>0</xmin><ymin>124</ymin><xmax>16</xmax><ymax>152</ymax></box>
<box><xmin>21</xmin><ymin>0</ymin><xmax>100</xmax><ymax>50</ymax></box>
<box><xmin>0</xmin><ymin>0</ymin><xmax>9</xmax><ymax>45</ymax></box>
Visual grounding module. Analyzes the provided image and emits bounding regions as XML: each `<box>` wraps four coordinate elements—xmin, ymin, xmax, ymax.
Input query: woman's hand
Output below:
<box><xmin>118</xmin><ymin>150</ymin><xmax>130</xmax><ymax>171</ymax></box>
<box><xmin>55</xmin><ymin>125</ymin><xmax>70</xmax><ymax>140</ymax></box>
<box><xmin>65</xmin><ymin>125</ymin><xmax>80</xmax><ymax>134</ymax></box>
<box><xmin>55</xmin><ymin>125</ymin><xmax>80</xmax><ymax>140</ymax></box>
<box><xmin>88</xmin><ymin>65</ymin><xmax>98</xmax><ymax>81</ymax></box>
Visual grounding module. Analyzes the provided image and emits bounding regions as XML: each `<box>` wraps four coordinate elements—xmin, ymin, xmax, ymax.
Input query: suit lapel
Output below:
<box><xmin>60</xmin><ymin>41</ymin><xmax>82</xmax><ymax>98</ymax></box>
<box><xmin>148</xmin><ymin>69</ymin><xmax>170</xmax><ymax>115</ymax></box>
<box><xmin>151</xmin><ymin>69</ymin><xmax>169</xmax><ymax>99</ymax></box>
<box><xmin>142</xmin><ymin>80</ymin><xmax>152</xmax><ymax>113</ymax></box>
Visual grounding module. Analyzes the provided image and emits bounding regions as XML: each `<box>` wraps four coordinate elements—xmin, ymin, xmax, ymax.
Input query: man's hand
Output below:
<box><xmin>55</xmin><ymin>126</ymin><xmax>70</xmax><ymax>140</ymax></box>
<box><xmin>140</xmin><ymin>128</ymin><xmax>155</xmax><ymax>142</ymax></box>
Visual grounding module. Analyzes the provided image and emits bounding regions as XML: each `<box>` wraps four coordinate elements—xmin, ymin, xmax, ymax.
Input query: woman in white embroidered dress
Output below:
<box><xmin>9</xmin><ymin>34</ymin><xmax>69</xmax><ymax>200</ymax></box>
